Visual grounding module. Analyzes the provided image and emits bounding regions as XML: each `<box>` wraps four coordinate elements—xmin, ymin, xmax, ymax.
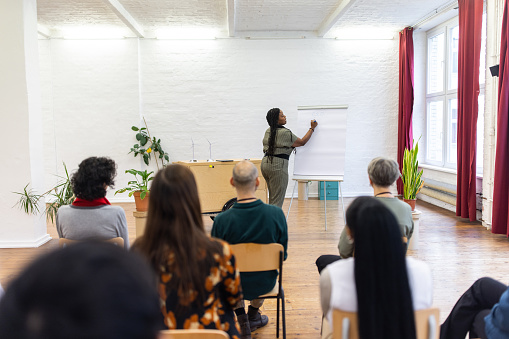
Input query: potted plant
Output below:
<box><xmin>115</xmin><ymin>169</ymin><xmax>154</xmax><ymax>212</ymax></box>
<box><xmin>401</xmin><ymin>139</ymin><xmax>424</xmax><ymax>211</ymax></box>
<box><xmin>129</xmin><ymin>118</ymin><xmax>170</xmax><ymax>170</ymax></box>
<box><xmin>14</xmin><ymin>163</ymin><xmax>74</xmax><ymax>223</ymax></box>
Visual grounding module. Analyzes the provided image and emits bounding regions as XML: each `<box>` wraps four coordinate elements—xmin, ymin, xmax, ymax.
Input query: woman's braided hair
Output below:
<box><xmin>266</xmin><ymin>108</ymin><xmax>281</xmax><ymax>160</ymax></box>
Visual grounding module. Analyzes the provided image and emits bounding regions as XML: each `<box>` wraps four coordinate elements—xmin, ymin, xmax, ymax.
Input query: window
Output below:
<box><xmin>425</xmin><ymin>14</ymin><xmax>486</xmax><ymax>174</ymax></box>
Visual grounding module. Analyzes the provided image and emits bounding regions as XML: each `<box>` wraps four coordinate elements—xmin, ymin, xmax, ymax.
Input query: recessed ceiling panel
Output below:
<box><xmin>119</xmin><ymin>0</ymin><xmax>228</xmax><ymax>34</ymax></box>
<box><xmin>37</xmin><ymin>0</ymin><xmax>126</xmax><ymax>30</ymax></box>
<box><xmin>327</xmin><ymin>0</ymin><xmax>456</xmax><ymax>38</ymax></box>
<box><xmin>235</xmin><ymin>0</ymin><xmax>339</xmax><ymax>32</ymax></box>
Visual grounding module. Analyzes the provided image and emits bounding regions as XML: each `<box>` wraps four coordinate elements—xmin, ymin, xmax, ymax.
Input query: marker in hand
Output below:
<box><xmin>310</xmin><ymin>119</ymin><xmax>318</xmax><ymax>131</ymax></box>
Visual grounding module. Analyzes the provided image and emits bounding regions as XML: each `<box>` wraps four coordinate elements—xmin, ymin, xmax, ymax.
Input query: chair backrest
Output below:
<box><xmin>159</xmin><ymin>329</ymin><xmax>229</xmax><ymax>338</ymax></box>
<box><xmin>58</xmin><ymin>237</ymin><xmax>124</xmax><ymax>248</ymax></box>
<box><xmin>332</xmin><ymin>308</ymin><xmax>440</xmax><ymax>339</ymax></box>
<box><xmin>415</xmin><ymin>308</ymin><xmax>440</xmax><ymax>339</ymax></box>
<box><xmin>229</xmin><ymin>243</ymin><xmax>283</xmax><ymax>272</ymax></box>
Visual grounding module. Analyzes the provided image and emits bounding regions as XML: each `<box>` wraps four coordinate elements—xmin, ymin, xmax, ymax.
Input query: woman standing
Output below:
<box><xmin>133</xmin><ymin>165</ymin><xmax>243</xmax><ymax>338</ymax></box>
<box><xmin>261</xmin><ymin>108</ymin><xmax>318</xmax><ymax>208</ymax></box>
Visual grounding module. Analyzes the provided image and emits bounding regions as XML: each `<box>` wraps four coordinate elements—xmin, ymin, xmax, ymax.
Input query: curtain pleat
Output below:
<box><xmin>492</xmin><ymin>0</ymin><xmax>509</xmax><ymax>235</ymax></box>
<box><xmin>397</xmin><ymin>27</ymin><xmax>415</xmax><ymax>195</ymax></box>
<box><xmin>456</xmin><ymin>0</ymin><xmax>483</xmax><ymax>221</ymax></box>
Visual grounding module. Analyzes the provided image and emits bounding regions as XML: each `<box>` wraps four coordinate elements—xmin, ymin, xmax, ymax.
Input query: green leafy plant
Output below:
<box><xmin>114</xmin><ymin>169</ymin><xmax>154</xmax><ymax>200</ymax></box>
<box><xmin>401</xmin><ymin>139</ymin><xmax>424</xmax><ymax>200</ymax></box>
<box><xmin>129</xmin><ymin>118</ymin><xmax>169</xmax><ymax>170</ymax></box>
<box><xmin>13</xmin><ymin>163</ymin><xmax>74</xmax><ymax>222</ymax></box>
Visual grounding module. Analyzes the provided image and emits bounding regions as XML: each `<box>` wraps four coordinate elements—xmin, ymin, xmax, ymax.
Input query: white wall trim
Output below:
<box><xmin>0</xmin><ymin>233</ymin><xmax>52</xmax><ymax>248</ymax></box>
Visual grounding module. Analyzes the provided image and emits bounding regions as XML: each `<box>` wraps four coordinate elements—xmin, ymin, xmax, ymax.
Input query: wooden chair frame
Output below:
<box><xmin>58</xmin><ymin>237</ymin><xmax>124</xmax><ymax>248</ymax></box>
<box><xmin>230</xmin><ymin>243</ymin><xmax>286</xmax><ymax>339</ymax></box>
<box><xmin>159</xmin><ymin>329</ymin><xmax>229</xmax><ymax>338</ymax></box>
<box><xmin>332</xmin><ymin>307</ymin><xmax>440</xmax><ymax>339</ymax></box>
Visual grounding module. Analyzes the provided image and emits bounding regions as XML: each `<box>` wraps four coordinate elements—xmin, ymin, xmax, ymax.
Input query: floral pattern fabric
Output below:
<box><xmin>159</xmin><ymin>240</ymin><xmax>242</xmax><ymax>338</ymax></box>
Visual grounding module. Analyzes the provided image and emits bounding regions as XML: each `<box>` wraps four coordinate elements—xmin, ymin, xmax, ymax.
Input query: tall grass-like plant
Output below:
<box><xmin>13</xmin><ymin>163</ymin><xmax>74</xmax><ymax>222</ymax></box>
<box><xmin>401</xmin><ymin>139</ymin><xmax>424</xmax><ymax>200</ymax></box>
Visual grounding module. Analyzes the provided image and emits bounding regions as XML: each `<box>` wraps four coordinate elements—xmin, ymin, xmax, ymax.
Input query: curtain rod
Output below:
<box><xmin>412</xmin><ymin>0</ymin><xmax>458</xmax><ymax>29</ymax></box>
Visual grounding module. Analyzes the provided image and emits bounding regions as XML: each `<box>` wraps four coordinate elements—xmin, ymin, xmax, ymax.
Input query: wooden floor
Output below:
<box><xmin>1</xmin><ymin>198</ymin><xmax>508</xmax><ymax>338</ymax></box>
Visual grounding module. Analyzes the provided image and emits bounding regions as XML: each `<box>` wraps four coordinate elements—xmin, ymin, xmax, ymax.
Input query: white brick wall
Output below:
<box><xmin>38</xmin><ymin>37</ymin><xmax>399</xmax><ymax>202</ymax></box>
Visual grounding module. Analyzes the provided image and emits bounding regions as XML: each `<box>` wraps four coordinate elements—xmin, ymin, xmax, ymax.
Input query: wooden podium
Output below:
<box><xmin>133</xmin><ymin>159</ymin><xmax>268</xmax><ymax>238</ymax></box>
<box><xmin>175</xmin><ymin>159</ymin><xmax>268</xmax><ymax>213</ymax></box>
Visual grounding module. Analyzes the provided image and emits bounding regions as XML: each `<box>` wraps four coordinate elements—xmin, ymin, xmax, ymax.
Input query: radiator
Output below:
<box><xmin>418</xmin><ymin>178</ymin><xmax>457</xmax><ymax>206</ymax></box>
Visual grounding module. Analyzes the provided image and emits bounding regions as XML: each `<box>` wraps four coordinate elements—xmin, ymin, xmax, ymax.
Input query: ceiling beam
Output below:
<box><xmin>37</xmin><ymin>24</ymin><xmax>51</xmax><ymax>38</ymax></box>
<box><xmin>103</xmin><ymin>0</ymin><xmax>145</xmax><ymax>38</ymax></box>
<box><xmin>227</xmin><ymin>0</ymin><xmax>235</xmax><ymax>37</ymax></box>
<box><xmin>317</xmin><ymin>0</ymin><xmax>356</xmax><ymax>37</ymax></box>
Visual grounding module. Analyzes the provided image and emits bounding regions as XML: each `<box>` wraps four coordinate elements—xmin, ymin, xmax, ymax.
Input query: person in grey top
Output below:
<box><xmin>56</xmin><ymin>157</ymin><xmax>129</xmax><ymax>249</ymax></box>
<box><xmin>316</xmin><ymin>157</ymin><xmax>414</xmax><ymax>272</ymax></box>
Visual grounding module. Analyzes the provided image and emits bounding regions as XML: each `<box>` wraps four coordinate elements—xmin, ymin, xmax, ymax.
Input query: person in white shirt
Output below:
<box><xmin>320</xmin><ymin>196</ymin><xmax>433</xmax><ymax>339</ymax></box>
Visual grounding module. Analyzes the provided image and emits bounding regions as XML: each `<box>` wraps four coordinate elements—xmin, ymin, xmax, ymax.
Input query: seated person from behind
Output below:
<box><xmin>132</xmin><ymin>165</ymin><xmax>243</xmax><ymax>338</ymax></box>
<box><xmin>440</xmin><ymin>277</ymin><xmax>509</xmax><ymax>339</ymax></box>
<box><xmin>0</xmin><ymin>242</ymin><xmax>162</xmax><ymax>339</ymax></box>
<box><xmin>211</xmin><ymin>160</ymin><xmax>288</xmax><ymax>339</ymax></box>
<box><xmin>316</xmin><ymin>157</ymin><xmax>413</xmax><ymax>273</ymax></box>
<box><xmin>339</xmin><ymin>157</ymin><xmax>413</xmax><ymax>258</ymax></box>
<box><xmin>56</xmin><ymin>157</ymin><xmax>129</xmax><ymax>249</ymax></box>
<box><xmin>320</xmin><ymin>196</ymin><xmax>432</xmax><ymax>339</ymax></box>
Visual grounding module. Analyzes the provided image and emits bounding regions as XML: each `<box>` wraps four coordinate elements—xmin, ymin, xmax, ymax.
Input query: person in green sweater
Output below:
<box><xmin>211</xmin><ymin>161</ymin><xmax>288</xmax><ymax>339</ymax></box>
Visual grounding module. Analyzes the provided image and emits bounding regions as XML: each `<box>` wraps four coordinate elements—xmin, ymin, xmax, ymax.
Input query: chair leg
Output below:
<box><xmin>276</xmin><ymin>295</ymin><xmax>280</xmax><ymax>338</ymax></box>
<box><xmin>281</xmin><ymin>289</ymin><xmax>286</xmax><ymax>339</ymax></box>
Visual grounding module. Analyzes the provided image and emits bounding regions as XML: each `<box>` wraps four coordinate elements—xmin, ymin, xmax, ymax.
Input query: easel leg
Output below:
<box><xmin>324</xmin><ymin>183</ymin><xmax>327</xmax><ymax>231</ymax></box>
<box><xmin>339</xmin><ymin>181</ymin><xmax>346</xmax><ymax>223</ymax></box>
<box><xmin>286</xmin><ymin>181</ymin><xmax>298</xmax><ymax>222</ymax></box>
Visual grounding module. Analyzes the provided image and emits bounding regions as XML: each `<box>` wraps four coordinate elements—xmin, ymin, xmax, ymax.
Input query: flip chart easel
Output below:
<box><xmin>286</xmin><ymin>175</ymin><xmax>345</xmax><ymax>231</ymax></box>
<box><xmin>286</xmin><ymin>105</ymin><xmax>348</xmax><ymax>230</ymax></box>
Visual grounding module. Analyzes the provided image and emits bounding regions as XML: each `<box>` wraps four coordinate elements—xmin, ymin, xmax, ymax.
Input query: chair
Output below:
<box><xmin>332</xmin><ymin>307</ymin><xmax>440</xmax><ymax>339</ymax></box>
<box><xmin>229</xmin><ymin>243</ymin><xmax>286</xmax><ymax>339</ymax></box>
<box><xmin>58</xmin><ymin>237</ymin><xmax>124</xmax><ymax>248</ymax></box>
<box><xmin>159</xmin><ymin>329</ymin><xmax>229</xmax><ymax>338</ymax></box>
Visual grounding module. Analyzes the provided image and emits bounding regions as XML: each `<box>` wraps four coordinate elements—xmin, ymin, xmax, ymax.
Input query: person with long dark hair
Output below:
<box><xmin>56</xmin><ymin>156</ymin><xmax>129</xmax><ymax>249</ymax></box>
<box><xmin>261</xmin><ymin>107</ymin><xmax>318</xmax><ymax>208</ymax></box>
<box><xmin>320</xmin><ymin>197</ymin><xmax>433</xmax><ymax>339</ymax></box>
<box><xmin>132</xmin><ymin>164</ymin><xmax>243</xmax><ymax>338</ymax></box>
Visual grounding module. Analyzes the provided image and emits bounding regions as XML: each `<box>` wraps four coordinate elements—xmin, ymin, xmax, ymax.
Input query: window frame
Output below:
<box><xmin>425</xmin><ymin>17</ymin><xmax>458</xmax><ymax>168</ymax></box>
<box><xmin>424</xmin><ymin>14</ymin><xmax>485</xmax><ymax>172</ymax></box>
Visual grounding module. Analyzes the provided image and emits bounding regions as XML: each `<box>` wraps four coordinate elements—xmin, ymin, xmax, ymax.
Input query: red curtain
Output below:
<box><xmin>397</xmin><ymin>27</ymin><xmax>414</xmax><ymax>195</ymax></box>
<box><xmin>492</xmin><ymin>0</ymin><xmax>509</xmax><ymax>235</ymax></box>
<box><xmin>456</xmin><ymin>0</ymin><xmax>483</xmax><ymax>221</ymax></box>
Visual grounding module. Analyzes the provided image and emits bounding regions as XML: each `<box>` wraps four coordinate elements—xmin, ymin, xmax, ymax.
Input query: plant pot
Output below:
<box><xmin>133</xmin><ymin>191</ymin><xmax>150</xmax><ymax>212</ymax></box>
<box><xmin>403</xmin><ymin>198</ymin><xmax>416</xmax><ymax>211</ymax></box>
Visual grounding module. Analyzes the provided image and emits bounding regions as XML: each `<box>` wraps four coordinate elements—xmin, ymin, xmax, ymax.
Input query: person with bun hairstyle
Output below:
<box><xmin>56</xmin><ymin>156</ymin><xmax>129</xmax><ymax>249</ymax></box>
<box><xmin>261</xmin><ymin>108</ymin><xmax>318</xmax><ymax>208</ymax></box>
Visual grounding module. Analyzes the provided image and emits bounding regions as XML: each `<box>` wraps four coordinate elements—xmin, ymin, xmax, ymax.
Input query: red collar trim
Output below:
<box><xmin>72</xmin><ymin>197</ymin><xmax>111</xmax><ymax>207</ymax></box>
